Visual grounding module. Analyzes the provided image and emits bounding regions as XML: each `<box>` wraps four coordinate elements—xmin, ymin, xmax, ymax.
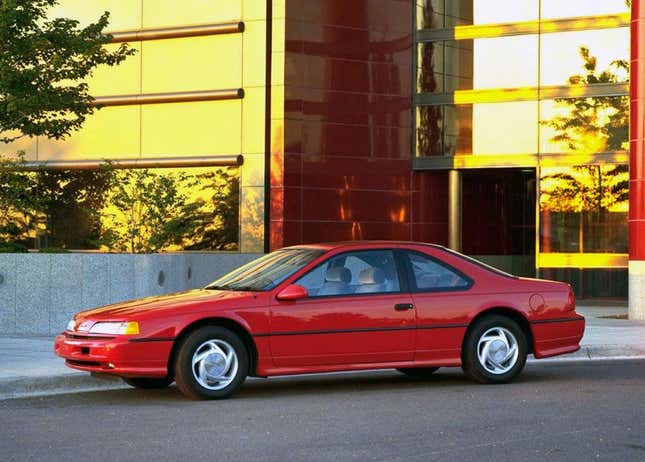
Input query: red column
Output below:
<box><xmin>630</xmin><ymin>0</ymin><xmax>645</xmax><ymax>318</ymax></box>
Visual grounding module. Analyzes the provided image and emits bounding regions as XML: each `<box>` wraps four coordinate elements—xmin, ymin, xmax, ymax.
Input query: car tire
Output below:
<box><xmin>462</xmin><ymin>315</ymin><xmax>528</xmax><ymax>384</ymax></box>
<box><xmin>396</xmin><ymin>367</ymin><xmax>439</xmax><ymax>378</ymax></box>
<box><xmin>174</xmin><ymin>326</ymin><xmax>248</xmax><ymax>400</ymax></box>
<box><xmin>122</xmin><ymin>377</ymin><xmax>173</xmax><ymax>389</ymax></box>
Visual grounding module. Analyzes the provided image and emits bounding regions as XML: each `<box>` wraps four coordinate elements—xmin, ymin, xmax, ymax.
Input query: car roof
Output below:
<box><xmin>282</xmin><ymin>241</ymin><xmax>442</xmax><ymax>251</ymax></box>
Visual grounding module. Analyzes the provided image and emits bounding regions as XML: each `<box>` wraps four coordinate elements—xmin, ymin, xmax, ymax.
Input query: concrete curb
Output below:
<box><xmin>2</xmin><ymin>347</ymin><xmax>645</xmax><ymax>401</ymax></box>
<box><xmin>0</xmin><ymin>373</ymin><xmax>128</xmax><ymax>401</ymax></box>
<box><xmin>530</xmin><ymin>345</ymin><xmax>645</xmax><ymax>364</ymax></box>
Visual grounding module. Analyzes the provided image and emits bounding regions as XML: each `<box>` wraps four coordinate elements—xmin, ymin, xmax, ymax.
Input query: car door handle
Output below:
<box><xmin>394</xmin><ymin>303</ymin><xmax>414</xmax><ymax>311</ymax></box>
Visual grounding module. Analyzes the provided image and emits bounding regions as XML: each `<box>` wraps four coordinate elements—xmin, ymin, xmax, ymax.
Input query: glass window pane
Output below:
<box><xmin>472</xmin><ymin>101</ymin><xmax>538</xmax><ymax>154</ymax></box>
<box><xmin>473</xmin><ymin>0</ymin><xmax>538</xmax><ymax>25</ymax></box>
<box><xmin>473</xmin><ymin>35</ymin><xmax>537</xmax><ymax>89</ymax></box>
<box><xmin>141</xmin><ymin>100</ymin><xmax>242</xmax><ymax>156</ymax></box>
<box><xmin>539</xmin><ymin>165</ymin><xmax>628</xmax><ymax>253</ymax></box>
<box><xmin>142</xmin><ymin>0</ymin><xmax>241</xmax><ymax>28</ymax></box>
<box><xmin>417</xmin><ymin>42</ymin><xmax>444</xmax><ymax>93</ymax></box>
<box><xmin>445</xmin><ymin>40</ymin><xmax>474</xmax><ymax>91</ymax></box>
<box><xmin>407</xmin><ymin>251</ymin><xmax>470</xmax><ymax>290</ymax></box>
<box><xmin>541</xmin><ymin>0</ymin><xmax>629</xmax><ymax>20</ymax></box>
<box><xmin>417</xmin><ymin>0</ymin><xmax>539</xmax><ymax>28</ymax></box>
<box><xmin>539</xmin><ymin>96</ymin><xmax>629</xmax><ymax>154</ymax></box>
<box><xmin>417</xmin><ymin>0</ymin><xmax>446</xmax><ymax>29</ymax></box>
<box><xmin>142</xmin><ymin>35</ymin><xmax>242</xmax><ymax>94</ymax></box>
<box><xmin>539</xmin><ymin>28</ymin><xmax>629</xmax><ymax>87</ymax></box>
<box><xmin>416</xmin><ymin>106</ymin><xmax>444</xmax><ymax>156</ymax></box>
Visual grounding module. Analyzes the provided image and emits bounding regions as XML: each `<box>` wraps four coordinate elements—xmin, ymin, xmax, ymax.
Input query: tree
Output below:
<box><xmin>540</xmin><ymin>47</ymin><xmax>630</xmax><ymax>253</ymax></box>
<box><xmin>0</xmin><ymin>0</ymin><xmax>135</xmax><ymax>144</ymax></box>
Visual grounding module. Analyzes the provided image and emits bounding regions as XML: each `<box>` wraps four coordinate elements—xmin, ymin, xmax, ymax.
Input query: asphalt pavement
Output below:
<box><xmin>1</xmin><ymin>304</ymin><xmax>644</xmax><ymax>400</ymax></box>
<box><xmin>2</xmin><ymin>360</ymin><xmax>645</xmax><ymax>462</ymax></box>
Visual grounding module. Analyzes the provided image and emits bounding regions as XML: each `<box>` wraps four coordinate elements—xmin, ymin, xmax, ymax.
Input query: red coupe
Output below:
<box><xmin>55</xmin><ymin>241</ymin><xmax>585</xmax><ymax>399</ymax></box>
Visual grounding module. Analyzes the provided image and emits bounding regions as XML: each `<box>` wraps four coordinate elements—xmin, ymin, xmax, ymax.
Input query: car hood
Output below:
<box><xmin>75</xmin><ymin>289</ymin><xmax>261</xmax><ymax>321</ymax></box>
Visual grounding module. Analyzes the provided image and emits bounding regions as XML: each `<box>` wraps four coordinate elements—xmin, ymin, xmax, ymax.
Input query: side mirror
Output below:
<box><xmin>276</xmin><ymin>284</ymin><xmax>308</xmax><ymax>301</ymax></box>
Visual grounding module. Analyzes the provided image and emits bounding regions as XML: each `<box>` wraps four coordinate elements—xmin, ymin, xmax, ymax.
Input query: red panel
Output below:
<box><xmin>301</xmin><ymin>188</ymin><xmax>410</xmax><ymax>222</ymax></box>
<box><xmin>302</xmin><ymin>90</ymin><xmax>411</xmax><ymax>126</ymax></box>
<box><xmin>301</xmin><ymin>122</ymin><xmax>411</xmax><ymax>159</ymax></box>
<box><xmin>629</xmin><ymin>219</ymin><xmax>645</xmax><ymax>259</ymax></box>
<box><xmin>629</xmin><ymin>179</ymin><xmax>645</xmax><ymax>221</ymax></box>
<box><xmin>411</xmin><ymin>223</ymin><xmax>448</xmax><ymax>245</ymax></box>
<box><xmin>301</xmin><ymin>221</ymin><xmax>412</xmax><ymax>242</ymax></box>
<box><xmin>300</xmin><ymin>156</ymin><xmax>411</xmax><ymax>190</ymax></box>
<box><xmin>276</xmin><ymin>1</ymin><xmax>424</xmax><ymax>248</ymax></box>
<box><xmin>631</xmin><ymin>5</ymin><xmax>645</xmax><ymax>259</ymax></box>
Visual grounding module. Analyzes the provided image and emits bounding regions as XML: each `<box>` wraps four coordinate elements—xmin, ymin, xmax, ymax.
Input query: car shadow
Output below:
<box><xmin>30</xmin><ymin>366</ymin><xmax>567</xmax><ymax>406</ymax></box>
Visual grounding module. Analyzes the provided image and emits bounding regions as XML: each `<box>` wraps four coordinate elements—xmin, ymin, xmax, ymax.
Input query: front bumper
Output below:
<box><xmin>54</xmin><ymin>333</ymin><xmax>173</xmax><ymax>378</ymax></box>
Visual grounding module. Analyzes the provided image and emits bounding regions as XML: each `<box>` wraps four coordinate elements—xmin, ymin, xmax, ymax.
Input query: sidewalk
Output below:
<box><xmin>1</xmin><ymin>305</ymin><xmax>644</xmax><ymax>400</ymax></box>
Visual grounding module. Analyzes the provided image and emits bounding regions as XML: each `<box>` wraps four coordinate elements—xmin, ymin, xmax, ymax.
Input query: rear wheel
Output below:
<box><xmin>174</xmin><ymin>326</ymin><xmax>248</xmax><ymax>400</ymax></box>
<box><xmin>397</xmin><ymin>367</ymin><xmax>439</xmax><ymax>378</ymax></box>
<box><xmin>122</xmin><ymin>377</ymin><xmax>173</xmax><ymax>389</ymax></box>
<box><xmin>462</xmin><ymin>315</ymin><xmax>527</xmax><ymax>384</ymax></box>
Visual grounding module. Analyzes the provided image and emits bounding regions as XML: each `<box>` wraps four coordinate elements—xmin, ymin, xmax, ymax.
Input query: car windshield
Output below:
<box><xmin>205</xmin><ymin>248</ymin><xmax>325</xmax><ymax>292</ymax></box>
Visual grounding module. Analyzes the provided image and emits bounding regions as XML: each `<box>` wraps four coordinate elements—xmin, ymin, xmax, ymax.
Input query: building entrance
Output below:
<box><xmin>462</xmin><ymin>168</ymin><xmax>536</xmax><ymax>277</ymax></box>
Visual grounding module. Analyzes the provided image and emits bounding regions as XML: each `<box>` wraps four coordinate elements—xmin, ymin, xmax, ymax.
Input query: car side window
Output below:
<box><xmin>406</xmin><ymin>251</ymin><xmax>471</xmax><ymax>291</ymax></box>
<box><xmin>295</xmin><ymin>250</ymin><xmax>400</xmax><ymax>297</ymax></box>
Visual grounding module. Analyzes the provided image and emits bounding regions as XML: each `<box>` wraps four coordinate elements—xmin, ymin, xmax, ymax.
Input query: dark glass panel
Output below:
<box><xmin>539</xmin><ymin>268</ymin><xmax>627</xmax><ymax>299</ymax></box>
<box><xmin>0</xmin><ymin>165</ymin><xmax>240</xmax><ymax>252</ymax></box>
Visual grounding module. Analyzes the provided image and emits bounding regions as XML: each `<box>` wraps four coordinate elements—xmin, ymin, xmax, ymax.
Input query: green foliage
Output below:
<box><xmin>0</xmin><ymin>153</ymin><xmax>42</xmax><ymax>245</ymax></box>
<box><xmin>0</xmin><ymin>241</ymin><xmax>28</xmax><ymax>253</ymax></box>
<box><xmin>0</xmin><ymin>0</ymin><xmax>135</xmax><ymax>143</ymax></box>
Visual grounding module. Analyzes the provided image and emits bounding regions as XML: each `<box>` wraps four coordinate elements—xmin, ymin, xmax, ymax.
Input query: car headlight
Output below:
<box><xmin>66</xmin><ymin>319</ymin><xmax>76</xmax><ymax>331</ymax></box>
<box><xmin>88</xmin><ymin>321</ymin><xmax>140</xmax><ymax>335</ymax></box>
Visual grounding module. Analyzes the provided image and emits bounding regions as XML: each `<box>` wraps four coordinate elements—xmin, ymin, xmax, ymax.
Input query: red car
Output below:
<box><xmin>55</xmin><ymin>241</ymin><xmax>585</xmax><ymax>399</ymax></box>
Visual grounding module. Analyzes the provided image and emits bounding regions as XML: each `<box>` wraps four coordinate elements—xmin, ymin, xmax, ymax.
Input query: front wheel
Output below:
<box><xmin>122</xmin><ymin>377</ymin><xmax>173</xmax><ymax>389</ymax></box>
<box><xmin>174</xmin><ymin>326</ymin><xmax>248</xmax><ymax>400</ymax></box>
<box><xmin>462</xmin><ymin>315</ymin><xmax>528</xmax><ymax>384</ymax></box>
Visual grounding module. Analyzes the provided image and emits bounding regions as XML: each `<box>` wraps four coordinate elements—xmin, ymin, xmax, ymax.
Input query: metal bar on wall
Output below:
<box><xmin>93</xmin><ymin>89</ymin><xmax>245</xmax><ymax>107</ymax></box>
<box><xmin>108</xmin><ymin>21</ymin><xmax>244</xmax><ymax>43</ymax></box>
<box><xmin>14</xmin><ymin>155</ymin><xmax>244</xmax><ymax>171</ymax></box>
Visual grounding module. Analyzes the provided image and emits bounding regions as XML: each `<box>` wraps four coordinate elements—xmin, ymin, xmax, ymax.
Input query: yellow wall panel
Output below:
<box><xmin>38</xmin><ymin>106</ymin><xmax>141</xmax><ymax>160</ymax></box>
<box><xmin>50</xmin><ymin>0</ymin><xmax>142</xmax><ymax>31</ymax></box>
<box><xmin>142</xmin><ymin>0</ymin><xmax>241</xmax><ymax>28</ymax></box>
<box><xmin>141</xmin><ymin>101</ymin><xmax>241</xmax><ymax>156</ymax></box>
<box><xmin>87</xmin><ymin>43</ymin><xmax>142</xmax><ymax>97</ymax></box>
<box><xmin>243</xmin><ymin>21</ymin><xmax>267</xmax><ymax>88</ymax></box>
<box><xmin>242</xmin><ymin>87</ymin><xmax>266</xmax><ymax>154</ymax></box>
<box><xmin>142</xmin><ymin>36</ymin><xmax>242</xmax><ymax>94</ymax></box>
<box><xmin>243</xmin><ymin>0</ymin><xmax>266</xmax><ymax>21</ymax></box>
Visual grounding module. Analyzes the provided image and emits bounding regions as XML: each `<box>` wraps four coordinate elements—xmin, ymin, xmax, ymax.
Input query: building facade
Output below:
<box><xmin>1</xmin><ymin>0</ymin><xmax>643</xmax><ymax>312</ymax></box>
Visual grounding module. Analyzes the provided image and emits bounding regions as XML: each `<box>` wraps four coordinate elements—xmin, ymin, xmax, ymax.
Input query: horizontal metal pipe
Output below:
<box><xmin>93</xmin><ymin>89</ymin><xmax>244</xmax><ymax>107</ymax></box>
<box><xmin>108</xmin><ymin>21</ymin><xmax>244</xmax><ymax>43</ymax></box>
<box><xmin>15</xmin><ymin>155</ymin><xmax>244</xmax><ymax>171</ymax></box>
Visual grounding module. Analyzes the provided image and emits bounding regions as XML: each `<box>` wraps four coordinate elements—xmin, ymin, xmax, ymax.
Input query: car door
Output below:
<box><xmin>269</xmin><ymin>249</ymin><xmax>416</xmax><ymax>367</ymax></box>
<box><xmin>402</xmin><ymin>249</ymin><xmax>474</xmax><ymax>365</ymax></box>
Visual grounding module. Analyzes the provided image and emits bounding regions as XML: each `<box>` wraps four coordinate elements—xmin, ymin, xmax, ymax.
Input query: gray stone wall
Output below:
<box><xmin>0</xmin><ymin>253</ymin><xmax>262</xmax><ymax>336</ymax></box>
